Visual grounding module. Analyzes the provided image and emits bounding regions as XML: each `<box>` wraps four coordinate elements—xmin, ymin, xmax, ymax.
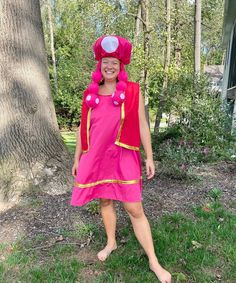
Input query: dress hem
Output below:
<box><xmin>70</xmin><ymin>196</ymin><xmax>143</xmax><ymax>207</ymax></box>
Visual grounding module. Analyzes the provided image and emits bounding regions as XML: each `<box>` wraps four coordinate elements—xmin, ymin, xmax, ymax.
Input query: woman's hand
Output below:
<box><xmin>72</xmin><ymin>161</ymin><xmax>79</xmax><ymax>177</ymax></box>
<box><xmin>145</xmin><ymin>158</ymin><xmax>155</xmax><ymax>179</ymax></box>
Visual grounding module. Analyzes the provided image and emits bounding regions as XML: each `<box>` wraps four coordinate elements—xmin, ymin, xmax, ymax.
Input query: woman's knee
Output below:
<box><xmin>99</xmin><ymin>198</ymin><xmax>113</xmax><ymax>207</ymax></box>
<box><xmin>123</xmin><ymin>202</ymin><xmax>144</xmax><ymax>218</ymax></box>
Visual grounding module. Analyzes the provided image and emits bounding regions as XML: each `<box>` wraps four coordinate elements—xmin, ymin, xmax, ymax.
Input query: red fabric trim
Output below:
<box><xmin>119</xmin><ymin>82</ymin><xmax>140</xmax><ymax>148</ymax></box>
<box><xmin>80</xmin><ymin>90</ymin><xmax>89</xmax><ymax>152</ymax></box>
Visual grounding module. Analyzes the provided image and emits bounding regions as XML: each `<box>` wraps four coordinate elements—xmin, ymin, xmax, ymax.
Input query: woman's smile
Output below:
<box><xmin>101</xmin><ymin>57</ymin><xmax>120</xmax><ymax>81</ymax></box>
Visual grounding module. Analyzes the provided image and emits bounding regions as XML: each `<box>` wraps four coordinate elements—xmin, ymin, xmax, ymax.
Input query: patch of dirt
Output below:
<box><xmin>76</xmin><ymin>267</ymin><xmax>105</xmax><ymax>283</ymax></box>
<box><xmin>75</xmin><ymin>248</ymin><xmax>98</xmax><ymax>265</ymax></box>
<box><xmin>0</xmin><ymin>161</ymin><xmax>235</xmax><ymax>253</ymax></box>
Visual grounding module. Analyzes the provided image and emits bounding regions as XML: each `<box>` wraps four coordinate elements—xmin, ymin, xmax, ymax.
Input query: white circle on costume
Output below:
<box><xmin>112</xmin><ymin>92</ymin><xmax>115</xmax><ymax>98</ymax></box>
<box><xmin>101</xmin><ymin>36</ymin><xmax>119</xmax><ymax>53</ymax></box>
<box><xmin>86</xmin><ymin>95</ymin><xmax>91</xmax><ymax>101</ymax></box>
<box><xmin>95</xmin><ymin>98</ymin><xmax>99</xmax><ymax>104</ymax></box>
<box><xmin>113</xmin><ymin>101</ymin><xmax>119</xmax><ymax>105</ymax></box>
<box><xmin>120</xmin><ymin>93</ymin><xmax>125</xmax><ymax>99</ymax></box>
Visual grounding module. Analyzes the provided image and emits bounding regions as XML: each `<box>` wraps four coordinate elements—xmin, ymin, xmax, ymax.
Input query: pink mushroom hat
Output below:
<box><xmin>85</xmin><ymin>35</ymin><xmax>132</xmax><ymax>108</ymax></box>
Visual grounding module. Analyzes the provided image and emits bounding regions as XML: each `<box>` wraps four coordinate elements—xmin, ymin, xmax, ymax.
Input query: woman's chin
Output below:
<box><xmin>103</xmin><ymin>76</ymin><xmax>117</xmax><ymax>82</ymax></box>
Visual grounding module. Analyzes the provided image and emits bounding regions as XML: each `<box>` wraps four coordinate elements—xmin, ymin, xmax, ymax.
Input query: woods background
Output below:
<box><xmin>41</xmin><ymin>0</ymin><xmax>224</xmax><ymax>129</ymax></box>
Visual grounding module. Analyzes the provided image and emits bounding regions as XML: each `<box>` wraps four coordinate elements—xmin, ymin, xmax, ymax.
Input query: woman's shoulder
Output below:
<box><xmin>127</xmin><ymin>81</ymin><xmax>140</xmax><ymax>87</ymax></box>
<box><xmin>127</xmin><ymin>81</ymin><xmax>140</xmax><ymax>92</ymax></box>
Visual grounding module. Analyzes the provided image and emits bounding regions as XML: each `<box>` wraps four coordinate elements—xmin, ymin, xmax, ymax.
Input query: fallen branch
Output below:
<box><xmin>24</xmin><ymin>241</ymin><xmax>80</xmax><ymax>252</ymax></box>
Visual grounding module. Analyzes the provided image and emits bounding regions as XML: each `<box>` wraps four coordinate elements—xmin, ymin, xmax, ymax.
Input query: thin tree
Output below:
<box><xmin>134</xmin><ymin>0</ymin><xmax>142</xmax><ymax>43</ymax></box>
<box><xmin>173</xmin><ymin>0</ymin><xmax>182</xmax><ymax>67</ymax></box>
<box><xmin>47</xmin><ymin>0</ymin><xmax>58</xmax><ymax>95</ymax></box>
<box><xmin>128</xmin><ymin>0</ymin><xmax>151</xmax><ymax>126</ymax></box>
<box><xmin>194</xmin><ymin>0</ymin><xmax>201</xmax><ymax>75</ymax></box>
<box><xmin>154</xmin><ymin>0</ymin><xmax>171</xmax><ymax>134</ymax></box>
<box><xmin>0</xmin><ymin>0</ymin><xmax>71</xmax><ymax>210</ymax></box>
<box><xmin>141</xmin><ymin>0</ymin><xmax>151</xmax><ymax>127</ymax></box>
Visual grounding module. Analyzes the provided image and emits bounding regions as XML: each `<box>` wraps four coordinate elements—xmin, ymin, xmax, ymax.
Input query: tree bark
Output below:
<box><xmin>231</xmin><ymin>101</ymin><xmax>236</xmax><ymax>134</ymax></box>
<box><xmin>135</xmin><ymin>0</ymin><xmax>142</xmax><ymax>43</ymax></box>
<box><xmin>0</xmin><ymin>0</ymin><xmax>72</xmax><ymax>211</ymax></box>
<box><xmin>173</xmin><ymin>0</ymin><xmax>182</xmax><ymax>67</ymax></box>
<box><xmin>154</xmin><ymin>0</ymin><xmax>171</xmax><ymax>134</ymax></box>
<box><xmin>194</xmin><ymin>0</ymin><xmax>201</xmax><ymax>75</ymax></box>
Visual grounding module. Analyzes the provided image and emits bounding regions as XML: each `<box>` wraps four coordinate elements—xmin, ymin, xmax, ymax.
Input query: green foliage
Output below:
<box><xmin>41</xmin><ymin>0</ymin><xmax>225</xmax><ymax>130</ymax></box>
<box><xmin>86</xmin><ymin>200</ymin><xmax>100</xmax><ymax>215</ymax></box>
<box><xmin>208</xmin><ymin>187</ymin><xmax>223</xmax><ymax>202</ymax></box>
<box><xmin>152</xmin><ymin>73</ymin><xmax>235</xmax><ymax>178</ymax></box>
<box><xmin>201</xmin><ymin>0</ymin><xmax>225</xmax><ymax>65</ymax></box>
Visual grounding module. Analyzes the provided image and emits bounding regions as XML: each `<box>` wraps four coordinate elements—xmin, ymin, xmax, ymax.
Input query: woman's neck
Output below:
<box><xmin>102</xmin><ymin>80</ymin><xmax>116</xmax><ymax>92</ymax></box>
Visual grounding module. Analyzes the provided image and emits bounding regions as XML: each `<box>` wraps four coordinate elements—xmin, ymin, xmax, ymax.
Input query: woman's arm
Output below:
<box><xmin>74</xmin><ymin>125</ymin><xmax>82</xmax><ymax>162</ymax></box>
<box><xmin>72</xmin><ymin>125</ymin><xmax>82</xmax><ymax>177</ymax></box>
<box><xmin>138</xmin><ymin>92</ymin><xmax>155</xmax><ymax>179</ymax></box>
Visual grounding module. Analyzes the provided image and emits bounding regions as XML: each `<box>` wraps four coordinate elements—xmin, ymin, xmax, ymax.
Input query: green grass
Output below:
<box><xmin>61</xmin><ymin>131</ymin><xmax>76</xmax><ymax>153</ymax></box>
<box><xmin>0</xmin><ymin>199</ymin><xmax>235</xmax><ymax>283</ymax></box>
<box><xmin>92</xmin><ymin>203</ymin><xmax>235</xmax><ymax>282</ymax></box>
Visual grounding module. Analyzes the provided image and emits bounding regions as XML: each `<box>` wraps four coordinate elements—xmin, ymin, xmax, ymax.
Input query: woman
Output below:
<box><xmin>70</xmin><ymin>35</ymin><xmax>171</xmax><ymax>283</ymax></box>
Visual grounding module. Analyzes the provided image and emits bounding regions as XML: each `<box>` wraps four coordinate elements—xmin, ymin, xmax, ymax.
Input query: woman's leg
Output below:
<box><xmin>97</xmin><ymin>198</ymin><xmax>117</xmax><ymax>261</ymax></box>
<box><xmin>123</xmin><ymin>201</ymin><xmax>171</xmax><ymax>283</ymax></box>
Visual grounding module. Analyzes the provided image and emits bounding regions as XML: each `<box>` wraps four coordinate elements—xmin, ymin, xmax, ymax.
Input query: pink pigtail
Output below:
<box><xmin>112</xmin><ymin>63</ymin><xmax>128</xmax><ymax>106</ymax></box>
<box><xmin>85</xmin><ymin>61</ymin><xmax>102</xmax><ymax>108</ymax></box>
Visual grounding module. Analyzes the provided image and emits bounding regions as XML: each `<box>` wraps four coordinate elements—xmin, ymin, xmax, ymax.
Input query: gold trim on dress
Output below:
<box><xmin>114</xmin><ymin>141</ymin><xmax>139</xmax><ymax>151</ymax></box>
<box><xmin>74</xmin><ymin>178</ymin><xmax>140</xmax><ymax>188</ymax></box>
<box><xmin>86</xmin><ymin>108</ymin><xmax>91</xmax><ymax>151</ymax></box>
<box><xmin>115</xmin><ymin>102</ymin><xmax>139</xmax><ymax>151</ymax></box>
<box><xmin>116</xmin><ymin>102</ymin><xmax>125</xmax><ymax>141</ymax></box>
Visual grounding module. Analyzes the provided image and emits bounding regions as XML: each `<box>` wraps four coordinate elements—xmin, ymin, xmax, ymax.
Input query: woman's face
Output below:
<box><xmin>101</xmin><ymin>57</ymin><xmax>120</xmax><ymax>82</ymax></box>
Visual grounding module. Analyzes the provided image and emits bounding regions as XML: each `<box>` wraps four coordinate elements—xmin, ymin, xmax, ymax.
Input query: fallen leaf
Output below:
<box><xmin>191</xmin><ymin>240</ymin><xmax>202</xmax><ymax>249</ymax></box>
<box><xmin>202</xmin><ymin>205</ymin><xmax>212</xmax><ymax>212</ymax></box>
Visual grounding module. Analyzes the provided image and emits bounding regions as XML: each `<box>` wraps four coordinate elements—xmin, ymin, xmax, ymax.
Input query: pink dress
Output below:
<box><xmin>70</xmin><ymin>94</ymin><xmax>143</xmax><ymax>206</ymax></box>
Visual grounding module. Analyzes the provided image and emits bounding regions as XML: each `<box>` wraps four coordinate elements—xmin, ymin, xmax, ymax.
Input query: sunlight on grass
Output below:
<box><xmin>61</xmin><ymin>131</ymin><xmax>76</xmax><ymax>153</ymax></box>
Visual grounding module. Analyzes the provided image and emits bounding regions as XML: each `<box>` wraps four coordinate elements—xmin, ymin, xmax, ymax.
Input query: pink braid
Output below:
<box><xmin>111</xmin><ymin>63</ymin><xmax>128</xmax><ymax>106</ymax></box>
<box><xmin>85</xmin><ymin>61</ymin><xmax>102</xmax><ymax>108</ymax></box>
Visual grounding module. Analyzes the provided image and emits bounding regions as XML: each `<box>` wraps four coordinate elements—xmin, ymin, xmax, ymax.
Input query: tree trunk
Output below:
<box><xmin>47</xmin><ymin>0</ymin><xmax>58</xmax><ymax>95</ymax></box>
<box><xmin>0</xmin><ymin>0</ymin><xmax>72</xmax><ymax>211</ymax></box>
<box><xmin>231</xmin><ymin>101</ymin><xmax>236</xmax><ymax>134</ymax></box>
<box><xmin>194</xmin><ymin>0</ymin><xmax>201</xmax><ymax>75</ymax></box>
<box><xmin>141</xmin><ymin>0</ymin><xmax>150</xmax><ymax>127</ymax></box>
<box><xmin>154</xmin><ymin>0</ymin><xmax>171</xmax><ymax>134</ymax></box>
<box><xmin>135</xmin><ymin>0</ymin><xmax>142</xmax><ymax>43</ymax></box>
<box><xmin>173</xmin><ymin>0</ymin><xmax>182</xmax><ymax>67</ymax></box>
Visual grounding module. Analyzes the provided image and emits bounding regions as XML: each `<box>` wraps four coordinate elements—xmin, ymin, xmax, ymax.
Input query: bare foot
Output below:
<box><xmin>97</xmin><ymin>243</ymin><xmax>117</xmax><ymax>261</ymax></box>
<box><xmin>149</xmin><ymin>259</ymin><xmax>171</xmax><ymax>283</ymax></box>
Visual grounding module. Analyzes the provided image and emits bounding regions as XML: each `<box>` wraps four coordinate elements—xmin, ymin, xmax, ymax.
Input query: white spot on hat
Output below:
<box><xmin>86</xmin><ymin>95</ymin><xmax>91</xmax><ymax>101</ymax></box>
<box><xmin>120</xmin><ymin>93</ymin><xmax>125</xmax><ymax>99</ymax></box>
<box><xmin>113</xmin><ymin>100</ymin><xmax>119</xmax><ymax>105</ymax></box>
<box><xmin>95</xmin><ymin>98</ymin><xmax>100</xmax><ymax>104</ymax></box>
<box><xmin>101</xmin><ymin>36</ymin><xmax>119</xmax><ymax>53</ymax></box>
